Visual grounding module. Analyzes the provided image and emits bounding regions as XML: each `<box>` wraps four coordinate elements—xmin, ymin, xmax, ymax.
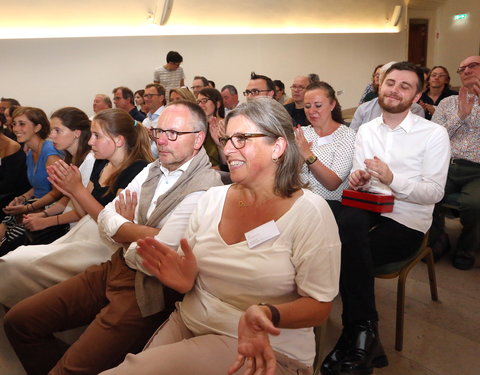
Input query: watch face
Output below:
<box><xmin>306</xmin><ymin>155</ymin><xmax>317</xmax><ymax>164</ymax></box>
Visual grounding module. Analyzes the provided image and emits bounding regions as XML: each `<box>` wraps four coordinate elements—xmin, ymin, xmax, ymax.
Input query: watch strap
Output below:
<box><xmin>305</xmin><ymin>155</ymin><xmax>317</xmax><ymax>165</ymax></box>
<box><xmin>259</xmin><ymin>303</ymin><xmax>280</xmax><ymax>327</ymax></box>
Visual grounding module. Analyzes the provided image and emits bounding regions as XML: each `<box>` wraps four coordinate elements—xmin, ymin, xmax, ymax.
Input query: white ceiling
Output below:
<box><xmin>1</xmin><ymin>0</ymin><xmax>412</xmax><ymax>38</ymax></box>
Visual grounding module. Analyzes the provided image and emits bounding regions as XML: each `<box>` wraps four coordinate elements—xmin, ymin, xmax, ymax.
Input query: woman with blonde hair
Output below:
<box><xmin>100</xmin><ymin>98</ymin><xmax>341</xmax><ymax>375</ymax></box>
<box><xmin>295</xmin><ymin>81</ymin><xmax>356</xmax><ymax>205</ymax></box>
<box><xmin>169</xmin><ymin>87</ymin><xmax>196</xmax><ymax>103</ymax></box>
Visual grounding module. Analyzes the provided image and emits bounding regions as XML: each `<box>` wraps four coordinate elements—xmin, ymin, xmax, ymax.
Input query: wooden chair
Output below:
<box><xmin>374</xmin><ymin>233</ymin><xmax>438</xmax><ymax>351</ymax></box>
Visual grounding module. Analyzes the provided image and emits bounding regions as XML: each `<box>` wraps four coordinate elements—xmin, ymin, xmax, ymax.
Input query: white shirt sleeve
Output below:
<box><xmin>124</xmin><ymin>191</ymin><xmax>205</xmax><ymax>274</ymax></box>
<box><xmin>389</xmin><ymin>125</ymin><xmax>450</xmax><ymax>204</ymax></box>
<box><xmin>78</xmin><ymin>152</ymin><xmax>96</xmax><ymax>187</ymax></box>
<box><xmin>97</xmin><ymin>164</ymin><xmax>151</xmax><ymax>245</ymax></box>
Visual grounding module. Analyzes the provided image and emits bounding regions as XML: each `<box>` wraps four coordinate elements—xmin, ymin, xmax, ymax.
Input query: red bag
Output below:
<box><xmin>341</xmin><ymin>189</ymin><xmax>394</xmax><ymax>213</ymax></box>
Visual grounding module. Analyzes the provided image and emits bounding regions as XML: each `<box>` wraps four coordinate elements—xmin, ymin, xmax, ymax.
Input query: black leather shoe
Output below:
<box><xmin>340</xmin><ymin>320</ymin><xmax>388</xmax><ymax>375</ymax></box>
<box><xmin>320</xmin><ymin>327</ymin><xmax>353</xmax><ymax>375</ymax></box>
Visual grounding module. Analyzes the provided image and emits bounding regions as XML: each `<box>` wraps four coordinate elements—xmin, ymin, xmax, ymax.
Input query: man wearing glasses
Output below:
<box><xmin>431</xmin><ymin>55</ymin><xmax>480</xmax><ymax>270</ymax></box>
<box><xmin>5</xmin><ymin>101</ymin><xmax>223</xmax><ymax>375</ymax></box>
<box><xmin>243</xmin><ymin>72</ymin><xmax>275</xmax><ymax>101</ymax></box>
<box><xmin>143</xmin><ymin>83</ymin><xmax>167</xmax><ymax>157</ymax></box>
<box><xmin>191</xmin><ymin>76</ymin><xmax>209</xmax><ymax>97</ymax></box>
<box><xmin>284</xmin><ymin>75</ymin><xmax>310</xmax><ymax>126</ymax></box>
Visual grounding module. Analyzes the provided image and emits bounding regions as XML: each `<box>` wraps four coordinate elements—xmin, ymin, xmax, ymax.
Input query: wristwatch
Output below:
<box><xmin>305</xmin><ymin>155</ymin><xmax>318</xmax><ymax>165</ymax></box>
<box><xmin>258</xmin><ymin>303</ymin><xmax>280</xmax><ymax>327</ymax></box>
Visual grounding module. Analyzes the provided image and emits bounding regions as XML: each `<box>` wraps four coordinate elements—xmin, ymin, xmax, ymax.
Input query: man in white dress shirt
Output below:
<box><xmin>142</xmin><ymin>83</ymin><xmax>167</xmax><ymax>157</ymax></box>
<box><xmin>321</xmin><ymin>62</ymin><xmax>450</xmax><ymax>375</ymax></box>
<box><xmin>4</xmin><ymin>101</ymin><xmax>223</xmax><ymax>375</ymax></box>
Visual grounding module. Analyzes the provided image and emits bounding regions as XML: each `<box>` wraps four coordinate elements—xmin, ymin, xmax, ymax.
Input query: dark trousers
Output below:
<box><xmin>440</xmin><ymin>163</ymin><xmax>480</xmax><ymax>253</ymax></box>
<box><xmin>4</xmin><ymin>250</ymin><xmax>173</xmax><ymax>375</ymax></box>
<box><xmin>330</xmin><ymin>205</ymin><xmax>423</xmax><ymax>326</ymax></box>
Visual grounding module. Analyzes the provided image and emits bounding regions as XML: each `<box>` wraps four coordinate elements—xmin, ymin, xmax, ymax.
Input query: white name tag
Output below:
<box><xmin>316</xmin><ymin>134</ymin><xmax>333</xmax><ymax>146</ymax></box>
<box><xmin>245</xmin><ymin>220</ymin><xmax>280</xmax><ymax>248</ymax></box>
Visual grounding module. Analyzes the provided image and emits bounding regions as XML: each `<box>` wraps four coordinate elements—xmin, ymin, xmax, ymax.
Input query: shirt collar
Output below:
<box><xmin>147</xmin><ymin>105</ymin><xmax>165</xmax><ymax>121</ymax></box>
<box><xmin>378</xmin><ymin>110</ymin><xmax>415</xmax><ymax>133</ymax></box>
<box><xmin>159</xmin><ymin>157</ymin><xmax>193</xmax><ymax>176</ymax></box>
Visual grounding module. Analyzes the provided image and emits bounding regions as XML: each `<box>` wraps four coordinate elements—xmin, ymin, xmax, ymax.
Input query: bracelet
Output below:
<box><xmin>258</xmin><ymin>303</ymin><xmax>280</xmax><ymax>327</ymax></box>
<box><xmin>56</xmin><ymin>215</ymin><xmax>60</xmax><ymax>225</ymax></box>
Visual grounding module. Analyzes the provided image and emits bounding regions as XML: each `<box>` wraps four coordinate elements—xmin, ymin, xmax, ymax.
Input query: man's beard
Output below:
<box><xmin>378</xmin><ymin>93</ymin><xmax>413</xmax><ymax>114</ymax></box>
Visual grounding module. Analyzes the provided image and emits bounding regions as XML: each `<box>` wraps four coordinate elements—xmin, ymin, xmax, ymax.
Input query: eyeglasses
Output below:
<box><xmin>197</xmin><ymin>98</ymin><xmax>211</xmax><ymax>104</ymax></box>
<box><xmin>290</xmin><ymin>85</ymin><xmax>306</xmax><ymax>91</ymax></box>
<box><xmin>218</xmin><ymin>133</ymin><xmax>268</xmax><ymax>149</ymax></box>
<box><xmin>144</xmin><ymin>94</ymin><xmax>162</xmax><ymax>99</ymax></box>
<box><xmin>243</xmin><ymin>89</ymin><xmax>271</xmax><ymax>97</ymax></box>
<box><xmin>151</xmin><ymin>128</ymin><xmax>200</xmax><ymax>141</ymax></box>
<box><xmin>457</xmin><ymin>62</ymin><xmax>480</xmax><ymax>74</ymax></box>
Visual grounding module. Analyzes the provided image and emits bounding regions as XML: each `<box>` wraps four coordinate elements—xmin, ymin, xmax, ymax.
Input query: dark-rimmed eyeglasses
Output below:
<box><xmin>290</xmin><ymin>85</ymin><xmax>306</xmax><ymax>91</ymax></box>
<box><xmin>197</xmin><ymin>98</ymin><xmax>211</xmax><ymax>104</ymax></box>
<box><xmin>430</xmin><ymin>73</ymin><xmax>447</xmax><ymax>78</ymax></box>
<box><xmin>457</xmin><ymin>62</ymin><xmax>480</xmax><ymax>74</ymax></box>
<box><xmin>218</xmin><ymin>133</ymin><xmax>268</xmax><ymax>149</ymax></box>
<box><xmin>243</xmin><ymin>89</ymin><xmax>271</xmax><ymax>97</ymax></box>
<box><xmin>151</xmin><ymin>128</ymin><xmax>200</xmax><ymax>141</ymax></box>
<box><xmin>144</xmin><ymin>94</ymin><xmax>162</xmax><ymax>99</ymax></box>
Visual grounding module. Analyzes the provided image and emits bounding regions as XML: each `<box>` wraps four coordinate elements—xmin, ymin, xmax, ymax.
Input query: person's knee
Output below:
<box><xmin>459</xmin><ymin>194</ymin><xmax>480</xmax><ymax>219</ymax></box>
<box><xmin>3</xmin><ymin>302</ymin><xmax>32</xmax><ymax>339</ymax></box>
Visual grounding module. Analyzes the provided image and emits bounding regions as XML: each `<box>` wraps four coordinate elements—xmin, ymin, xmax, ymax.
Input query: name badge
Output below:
<box><xmin>316</xmin><ymin>134</ymin><xmax>333</xmax><ymax>146</ymax></box>
<box><xmin>245</xmin><ymin>220</ymin><xmax>280</xmax><ymax>248</ymax></box>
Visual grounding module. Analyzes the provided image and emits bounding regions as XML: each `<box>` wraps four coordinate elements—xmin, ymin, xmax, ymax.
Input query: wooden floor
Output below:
<box><xmin>1</xmin><ymin>218</ymin><xmax>479</xmax><ymax>375</ymax></box>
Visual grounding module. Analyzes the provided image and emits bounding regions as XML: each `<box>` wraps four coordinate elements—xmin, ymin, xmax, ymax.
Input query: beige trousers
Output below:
<box><xmin>100</xmin><ymin>310</ymin><xmax>313</xmax><ymax>375</ymax></box>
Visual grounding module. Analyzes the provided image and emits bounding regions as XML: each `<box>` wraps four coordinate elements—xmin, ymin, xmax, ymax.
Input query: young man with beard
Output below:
<box><xmin>320</xmin><ymin>62</ymin><xmax>450</xmax><ymax>375</ymax></box>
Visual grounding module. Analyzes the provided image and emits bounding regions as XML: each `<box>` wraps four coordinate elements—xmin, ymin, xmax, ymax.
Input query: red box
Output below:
<box><xmin>341</xmin><ymin>189</ymin><xmax>394</xmax><ymax>213</ymax></box>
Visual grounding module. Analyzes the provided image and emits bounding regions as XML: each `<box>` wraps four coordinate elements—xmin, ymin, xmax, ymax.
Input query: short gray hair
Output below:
<box><xmin>225</xmin><ymin>97</ymin><xmax>304</xmax><ymax>197</ymax></box>
<box><xmin>166</xmin><ymin>100</ymin><xmax>207</xmax><ymax>133</ymax></box>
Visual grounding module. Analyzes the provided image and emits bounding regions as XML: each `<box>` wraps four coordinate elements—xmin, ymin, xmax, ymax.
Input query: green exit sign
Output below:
<box><xmin>453</xmin><ymin>13</ymin><xmax>468</xmax><ymax>21</ymax></box>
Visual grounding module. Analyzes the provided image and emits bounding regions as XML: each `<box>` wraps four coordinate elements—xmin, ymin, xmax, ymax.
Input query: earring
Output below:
<box><xmin>272</xmin><ymin>155</ymin><xmax>279</xmax><ymax>163</ymax></box>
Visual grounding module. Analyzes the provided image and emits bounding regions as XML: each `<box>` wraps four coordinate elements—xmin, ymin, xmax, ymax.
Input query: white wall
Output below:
<box><xmin>432</xmin><ymin>0</ymin><xmax>480</xmax><ymax>87</ymax></box>
<box><xmin>1</xmin><ymin>32</ymin><xmax>409</xmax><ymax>117</ymax></box>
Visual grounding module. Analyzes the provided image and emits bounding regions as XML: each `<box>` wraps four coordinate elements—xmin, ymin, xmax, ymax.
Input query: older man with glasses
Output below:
<box><xmin>284</xmin><ymin>75</ymin><xmax>310</xmax><ymax>127</ymax></box>
<box><xmin>430</xmin><ymin>55</ymin><xmax>480</xmax><ymax>270</ymax></box>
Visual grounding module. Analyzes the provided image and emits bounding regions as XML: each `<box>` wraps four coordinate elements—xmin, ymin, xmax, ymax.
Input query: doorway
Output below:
<box><xmin>408</xmin><ymin>19</ymin><xmax>428</xmax><ymax>66</ymax></box>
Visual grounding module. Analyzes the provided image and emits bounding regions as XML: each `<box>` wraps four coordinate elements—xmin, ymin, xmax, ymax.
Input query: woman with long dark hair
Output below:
<box><xmin>197</xmin><ymin>87</ymin><xmax>227</xmax><ymax>170</ymax></box>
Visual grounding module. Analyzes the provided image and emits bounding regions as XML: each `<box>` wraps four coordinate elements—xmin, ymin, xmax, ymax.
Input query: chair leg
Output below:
<box><xmin>395</xmin><ymin>272</ymin><xmax>407</xmax><ymax>351</ymax></box>
<box><xmin>425</xmin><ymin>248</ymin><xmax>439</xmax><ymax>301</ymax></box>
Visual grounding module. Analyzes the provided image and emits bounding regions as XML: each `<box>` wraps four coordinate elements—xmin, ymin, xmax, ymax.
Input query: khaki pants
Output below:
<box><xmin>100</xmin><ymin>309</ymin><xmax>313</xmax><ymax>375</ymax></box>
